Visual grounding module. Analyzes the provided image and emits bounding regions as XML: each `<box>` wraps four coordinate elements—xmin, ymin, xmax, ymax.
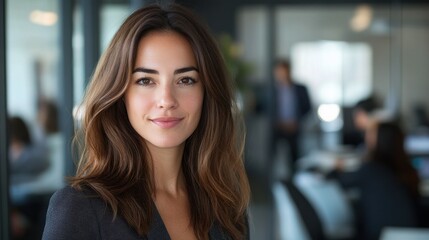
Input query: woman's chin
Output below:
<box><xmin>144</xmin><ymin>138</ymin><xmax>186</xmax><ymax>150</ymax></box>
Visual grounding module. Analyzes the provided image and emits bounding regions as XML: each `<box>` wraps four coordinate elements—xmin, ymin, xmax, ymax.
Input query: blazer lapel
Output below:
<box><xmin>146</xmin><ymin>204</ymin><xmax>229</xmax><ymax>240</ymax></box>
<box><xmin>146</xmin><ymin>204</ymin><xmax>171</xmax><ymax>240</ymax></box>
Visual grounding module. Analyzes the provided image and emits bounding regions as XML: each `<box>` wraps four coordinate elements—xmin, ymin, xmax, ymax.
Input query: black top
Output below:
<box><xmin>42</xmin><ymin>186</ymin><xmax>233</xmax><ymax>240</ymax></box>
<box><xmin>328</xmin><ymin>161</ymin><xmax>418</xmax><ymax>240</ymax></box>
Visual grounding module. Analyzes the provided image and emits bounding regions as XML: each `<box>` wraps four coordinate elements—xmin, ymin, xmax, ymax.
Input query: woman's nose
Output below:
<box><xmin>156</xmin><ymin>84</ymin><xmax>178</xmax><ymax>109</ymax></box>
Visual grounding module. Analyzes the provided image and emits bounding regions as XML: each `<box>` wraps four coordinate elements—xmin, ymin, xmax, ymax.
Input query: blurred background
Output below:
<box><xmin>1</xmin><ymin>0</ymin><xmax>429</xmax><ymax>239</ymax></box>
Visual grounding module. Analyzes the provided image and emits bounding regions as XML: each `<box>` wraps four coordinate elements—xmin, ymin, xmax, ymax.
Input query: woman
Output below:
<box><xmin>42</xmin><ymin>4</ymin><xmax>250</xmax><ymax>240</ymax></box>
<box><xmin>329</xmin><ymin>122</ymin><xmax>420</xmax><ymax>240</ymax></box>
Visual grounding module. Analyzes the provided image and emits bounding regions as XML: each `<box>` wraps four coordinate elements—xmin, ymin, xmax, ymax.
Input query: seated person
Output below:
<box><xmin>328</xmin><ymin>122</ymin><xmax>420</xmax><ymax>240</ymax></box>
<box><xmin>348</xmin><ymin>96</ymin><xmax>380</xmax><ymax>149</ymax></box>
<box><xmin>9</xmin><ymin>116</ymin><xmax>50</xmax><ymax>188</ymax></box>
<box><xmin>9</xmin><ymin>116</ymin><xmax>50</xmax><ymax>238</ymax></box>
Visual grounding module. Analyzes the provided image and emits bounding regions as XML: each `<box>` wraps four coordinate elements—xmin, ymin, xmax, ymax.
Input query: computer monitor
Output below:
<box><xmin>406</xmin><ymin>134</ymin><xmax>429</xmax><ymax>180</ymax></box>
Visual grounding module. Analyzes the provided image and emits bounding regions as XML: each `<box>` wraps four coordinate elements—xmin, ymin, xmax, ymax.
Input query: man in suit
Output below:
<box><xmin>273</xmin><ymin>59</ymin><xmax>311</xmax><ymax>174</ymax></box>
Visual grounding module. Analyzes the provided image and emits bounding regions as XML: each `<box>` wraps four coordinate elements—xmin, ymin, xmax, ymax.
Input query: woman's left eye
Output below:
<box><xmin>178</xmin><ymin>77</ymin><xmax>196</xmax><ymax>86</ymax></box>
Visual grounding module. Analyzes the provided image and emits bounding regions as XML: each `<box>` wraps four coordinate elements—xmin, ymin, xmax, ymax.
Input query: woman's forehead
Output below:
<box><xmin>134</xmin><ymin>31</ymin><xmax>197</xmax><ymax>69</ymax></box>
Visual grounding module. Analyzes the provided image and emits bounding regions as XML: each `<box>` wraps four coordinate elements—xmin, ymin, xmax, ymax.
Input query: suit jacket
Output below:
<box><xmin>274</xmin><ymin>82</ymin><xmax>311</xmax><ymax>122</ymax></box>
<box><xmin>271</xmin><ymin>82</ymin><xmax>311</xmax><ymax>132</ymax></box>
<box><xmin>292</xmin><ymin>83</ymin><xmax>311</xmax><ymax>120</ymax></box>
<box><xmin>42</xmin><ymin>186</ymin><xmax>234</xmax><ymax>240</ymax></box>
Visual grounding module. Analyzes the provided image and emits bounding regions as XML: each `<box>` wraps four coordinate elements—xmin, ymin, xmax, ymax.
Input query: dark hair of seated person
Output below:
<box><xmin>9</xmin><ymin>117</ymin><xmax>31</xmax><ymax>145</ymax></box>
<box><xmin>367</xmin><ymin>122</ymin><xmax>420</xmax><ymax>198</ymax></box>
<box><xmin>354</xmin><ymin>96</ymin><xmax>379</xmax><ymax>114</ymax></box>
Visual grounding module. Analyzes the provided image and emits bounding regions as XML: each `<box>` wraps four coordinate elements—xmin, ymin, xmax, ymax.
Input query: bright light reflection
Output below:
<box><xmin>318</xmin><ymin>104</ymin><xmax>341</xmax><ymax>122</ymax></box>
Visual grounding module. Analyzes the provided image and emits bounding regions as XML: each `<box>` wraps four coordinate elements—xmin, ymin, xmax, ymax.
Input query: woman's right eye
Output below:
<box><xmin>136</xmin><ymin>78</ymin><xmax>153</xmax><ymax>86</ymax></box>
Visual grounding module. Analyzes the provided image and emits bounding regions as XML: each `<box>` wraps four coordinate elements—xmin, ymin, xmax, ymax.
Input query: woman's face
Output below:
<box><xmin>124</xmin><ymin>31</ymin><xmax>204</xmax><ymax>150</ymax></box>
<box><xmin>365</xmin><ymin>122</ymin><xmax>378</xmax><ymax>151</ymax></box>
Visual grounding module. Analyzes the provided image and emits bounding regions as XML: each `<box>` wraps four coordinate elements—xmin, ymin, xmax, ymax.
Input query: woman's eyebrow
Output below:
<box><xmin>132</xmin><ymin>68</ymin><xmax>158</xmax><ymax>74</ymax></box>
<box><xmin>174</xmin><ymin>66</ymin><xmax>199</xmax><ymax>74</ymax></box>
<box><xmin>132</xmin><ymin>66</ymin><xmax>199</xmax><ymax>74</ymax></box>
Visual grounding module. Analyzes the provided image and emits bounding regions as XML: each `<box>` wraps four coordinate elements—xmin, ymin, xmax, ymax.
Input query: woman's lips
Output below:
<box><xmin>150</xmin><ymin>117</ymin><xmax>184</xmax><ymax>128</ymax></box>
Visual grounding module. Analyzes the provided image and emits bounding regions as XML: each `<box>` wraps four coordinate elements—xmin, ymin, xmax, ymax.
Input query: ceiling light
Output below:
<box><xmin>29</xmin><ymin>10</ymin><xmax>58</xmax><ymax>26</ymax></box>
<box><xmin>350</xmin><ymin>5</ymin><xmax>373</xmax><ymax>32</ymax></box>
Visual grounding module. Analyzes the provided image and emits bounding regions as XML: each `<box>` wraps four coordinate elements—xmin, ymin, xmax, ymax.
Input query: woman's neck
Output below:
<box><xmin>146</xmin><ymin>142</ymin><xmax>186</xmax><ymax>197</ymax></box>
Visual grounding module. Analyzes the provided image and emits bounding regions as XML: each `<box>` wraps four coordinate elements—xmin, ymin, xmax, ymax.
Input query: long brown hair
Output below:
<box><xmin>369</xmin><ymin>122</ymin><xmax>420</xmax><ymax>198</ymax></box>
<box><xmin>71</xmin><ymin>3</ymin><xmax>250</xmax><ymax>239</ymax></box>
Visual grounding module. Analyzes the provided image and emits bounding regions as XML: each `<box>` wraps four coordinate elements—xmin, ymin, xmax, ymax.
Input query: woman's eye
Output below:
<box><xmin>178</xmin><ymin>77</ymin><xmax>196</xmax><ymax>86</ymax></box>
<box><xmin>136</xmin><ymin>78</ymin><xmax>153</xmax><ymax>86</ymax></box>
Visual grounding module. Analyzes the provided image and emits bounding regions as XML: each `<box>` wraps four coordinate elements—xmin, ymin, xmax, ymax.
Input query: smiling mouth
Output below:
<box><xmin>150</xmin><ymin>117</ymin><xmax>184</xmax><ymax>129</ymax></box>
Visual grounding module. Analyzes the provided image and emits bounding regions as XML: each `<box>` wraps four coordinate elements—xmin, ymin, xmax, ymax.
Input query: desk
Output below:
<box><xmin>297</xmin><ymin>149</ymin><xmax>362</xmax><ymax>174</ymax></box>
<box><xmin>380</xmin><ymin>227</ymin><xmax>429</xmax><ymax>240</ymax></box>
<box><xmin>297</xmin><ymin>150</ymin><xmax>429</xmax><ymax>197</ymax></box>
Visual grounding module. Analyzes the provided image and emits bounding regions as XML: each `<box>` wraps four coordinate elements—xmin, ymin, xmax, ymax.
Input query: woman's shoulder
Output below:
<box><xmin>48</xmin><ymin>185</ymin><xmax>110</xmax><ymax>221</ymax></box>
<box><xmin>50</xmin><ymin>185</ymin><xmax>98</xmax><ymax>207</ymax></box>
<box><xmin>44</xmin><ymin>185</ymin><xmax>144</xmax><ymax>240</ymax></box>
<box><xmin>361</xmin><ymin>161</ymin><xmax>392</xmax><ymax>175</ymax></box>
<box><xmin>43</xmin><ymin>185</ymin><xmax>102</xmax><ymax>239</ymax></box>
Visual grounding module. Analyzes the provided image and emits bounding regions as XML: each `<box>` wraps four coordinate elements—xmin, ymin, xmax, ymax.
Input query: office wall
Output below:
<box><xmin>237</xmin><ymin>5</ymin><xmax>269</xmax><ymax>83</ymax></box>
<box><xmin>238</xmin><ymin>5</ymin><xmax>429</xmax><ymax>116</ymax></box>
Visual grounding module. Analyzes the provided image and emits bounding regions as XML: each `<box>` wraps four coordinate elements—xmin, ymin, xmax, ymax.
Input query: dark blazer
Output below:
<box><xmin>272</xmin><ymin>82</ymin><xmax>311</xmax><ymax>126</ymax></box>
<box><xmin>42</xmin><ymin>186</ymin><xmax>234</xmax><ymax>240</ymax></box>
<box><xmin>291</xmin><ymin>83</ymin><xmax>311</xmax><ymax>121</ymax></box>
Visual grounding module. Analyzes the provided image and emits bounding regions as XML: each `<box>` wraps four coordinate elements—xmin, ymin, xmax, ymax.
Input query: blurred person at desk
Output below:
<box><xmin>273</xmin><ymin>59</ymin><xmax>311</xmax><ymax>173</ymax></box>
<box><xmin>353</xmin><ymin>96</ymin><xmax>380</xmax><ymax>132</ymax></box>
<box><xmin>9</xmin><ymin>116</ymin><xmax>50</xmax><ymax>191</ymax></box>
<box><xmin>348</xmin><ymin>96</ymin><xmax>381</xmax><ymax>149</ymax></box>
<box><xmin>9</xmin><ymin>116</ymin><xmax>50</xmax><ymax>239</ymax></box>
<box><xmin>328</xmin><ymin>121</ymin><xmax>420</xmax><ymax>240</ymax></box>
